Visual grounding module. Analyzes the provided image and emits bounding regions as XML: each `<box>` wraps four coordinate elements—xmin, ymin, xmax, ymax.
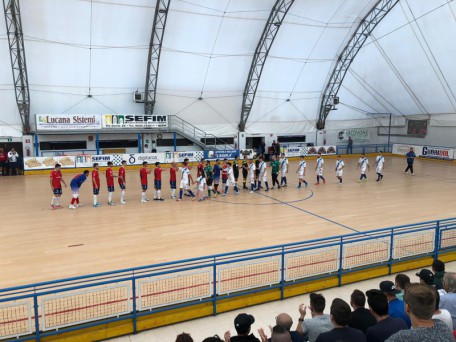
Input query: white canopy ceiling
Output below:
<box><xmin>0</xmin><ymin>0</ymin><xmax>455</xmax><ymax>136</ymax></box>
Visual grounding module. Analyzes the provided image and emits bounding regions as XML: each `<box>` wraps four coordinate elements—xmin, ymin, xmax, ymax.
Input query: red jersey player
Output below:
<box><xmin>153</xmin><ymin>162</ymin><xmax>164</xmax><ymax>201</ymax></box>
<box><xmin>140</xmin><ymin>161</ymin><xmax>151</xmax><ymax>203</ymax></box>
<box><xmin>50</xmin><ymin>163</ymin><xmax>67</xmax><ymax>209</ymax></box>
<box><xmin>92</xmin><ymin>163</ymin><xmax>101</xmax><ymax>207</ymax></box>
<box><xmin>118</xmin><ymin>160</ymin><xmax>127</xmax><ymax>204</ymax></box>
<box><xmin>106</xmin><ymin>161</ymin><xmax>117</xmax><ymax>206</ymax></box>
<box><xmin>170</xmin><ymin>161</ymin><xmax>177</xmax><ymax>199</ymax></box>
<box><xmin>197</xmin><ymin>158</ymin><xmax>205</xmax><ymax>177</ymax></box>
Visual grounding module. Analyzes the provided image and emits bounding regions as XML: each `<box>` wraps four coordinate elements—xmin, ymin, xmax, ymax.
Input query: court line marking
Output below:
<box><xmin>385</xmin><ymin>166</ymin><xmax>456</xmax><ymax>183</ymax></box>
<box><xmin>209</xmin><ymin>188</ymin><xmax>314</xmax><ymax>206</ymax></box>
<box><xmin>256</xmin><ymin>191</ymin><xmax>360</xmax><ymax>234</ymax></box>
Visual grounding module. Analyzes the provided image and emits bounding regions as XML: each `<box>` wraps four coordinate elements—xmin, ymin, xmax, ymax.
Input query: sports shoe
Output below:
<box><xmin>50</xmin><ymin>204</ymin><xmax>55</xmax><ymax>210</ymax></box>
<box><xmin>153</xmin><ymin>198</ymin><xmax>159</xmax><ymax>201</ymax></box>
<box><xmin>271</xmin><ymin>187</ymin><xmax>275</xmax><ymax>190</ymax></box>
<box><xmin>141</xmin><ymin>200</ymin><xmax>148</xmax><ymax>203</ymax></box>
<box><xmin>265</xmin><ymin>189</ymin><xmax>269</xmax><ymax>192</ymax></box>
<box><xmin>191</xmin><ymin>197</ymin><xmax>195</xmax><ymax>201</ymax></box>
<box><xmin>411</xmin><ymin>173</ymin><xmax>415</xmax><ymax>176</ymax></box>
<box><xmin>249</xmin><ymin>190</ymin><xmax>253</xmax><ymax>194</ymax></box>
<box><xmin>323</xmin><ymin>179</ymin><xmax>326</xmax><ymax>184</ymax></box>
<box><xmin>56</xmin><ymin>205</ymin><xmax>64</xmax><ymax>209</ymax></box>
<box><xmin>222</xmin><ymin>193</ymin><xmax>227</xmax><ymax>196</ymax></box>
<box><xmin>314</xmin><ymin>182</ymin><xmax>319</xmax><ymax>185</ymax></box>
<box><xmin>305</xmin><ymin>182</ymin><xmax>308</xmax><ymax>188</ymax></box>
<box><xmin>121</xmin><ymin>200</ymin><xmax>127</xmax><ymax>205</ymax></box>
<box><xmin>171</xmin><ymin>196</ymin><xmax>176</xmax><ymax>199</ymax></box>
<box><xmin>69</xmin><ymin>204</ymin><xmax>77</xmax><ymax>209</ymax></box>
<box><xmin>297</xmin><ymin>185</ymin><xmax>301</xmax><ymax>189</ymax></box>
<box><xmin>108</xmin><ymin>202</ymin><xmax>116</xmax><ymax>206</ymax></box>
<box><xmin>76</xmin><ymin>204</ymin><xmax>83</xmax><ymax>208</ymax></box>
<box><xmin>235</xmin><ymin>191</ymin><xmax>240</xmax><ymax>194</ymax></box>
<box><xmin>145</xmin><ymin>198</ymin><xmax>150</xmax><ymax>201</ymax></box>
<box><xmin>93</xmin><ymin>203</ymin><xmax>102</xmax><ymax>207</ymax></box>
<box><xmin>159</xmin><ymin>198</ymin><xmax>164</xmax><ymax>201</ymax></box>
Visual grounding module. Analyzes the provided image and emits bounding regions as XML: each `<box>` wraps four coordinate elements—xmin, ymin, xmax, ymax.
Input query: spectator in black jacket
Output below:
<box><xmin>348</xmin><ymin>289</ymin><xmax>377</xmax><ymax>334</ymax></box>
<box><xmin>225</xmin><ymin>313</ymin><xmax>260</xmax><ymax>342</ymax></box>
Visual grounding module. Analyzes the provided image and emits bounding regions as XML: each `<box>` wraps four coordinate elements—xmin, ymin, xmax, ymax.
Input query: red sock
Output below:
<box><xmin>76</xmin><ymin>198</ymin><xmax>80</xmax><ymax>204</ymax></box>
<box><xmin>214</xmin><ymin>184</ymin><xmax>218</xmax><ymax>191</ymax></box>
<box><xmin>71</xmin><ymin>198</ymin><xmax>76</xmax><ymax>205</ymax></box>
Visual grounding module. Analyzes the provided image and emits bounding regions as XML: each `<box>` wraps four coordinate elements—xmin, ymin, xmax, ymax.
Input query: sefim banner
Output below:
<box><xmin>36</xmin><ymin>114</ymin><xmax>102</xmax><ymax>131</ymax></box>
<box><xmin>102</xmin><ymin>114</ymin><xmax>168</xmax><ymax>129</ymax></box>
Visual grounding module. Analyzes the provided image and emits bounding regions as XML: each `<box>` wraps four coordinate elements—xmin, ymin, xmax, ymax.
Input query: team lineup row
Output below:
<box><xmin>48</xmin><ymin>150</ymin><xmax>415</xmax><ymax>210</ymax></box>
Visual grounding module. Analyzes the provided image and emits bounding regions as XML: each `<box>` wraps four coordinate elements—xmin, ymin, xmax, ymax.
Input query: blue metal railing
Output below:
<box><xmin>1</xmin><ymin>217</ymin><xmax>456</xmax><ymax>341</ymax></box>
<box><xmin>336</xmin><ymin>143</ymin><xmax>392</xmax><ymax>155</ymax></box>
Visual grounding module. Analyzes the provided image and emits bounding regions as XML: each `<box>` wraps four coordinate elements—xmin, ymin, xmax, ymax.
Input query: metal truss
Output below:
<box><xmin>144</xmin><ymin>0</ymin><xmax>171</xmax><ymax>114</ymax></box>
<box><xmin>238</xmin><ymin>0</ymin><xmax>295</xmax><ymax>131</ymax></box>
<box><xmin>3</xmin><ymin>0</ymin><xmax>30</xmax><ymax>133</ymax></box>
<box><xmin>316</xmin><ymin>0</ymin><xmax>400</xmax><ymax>130</ymax></box>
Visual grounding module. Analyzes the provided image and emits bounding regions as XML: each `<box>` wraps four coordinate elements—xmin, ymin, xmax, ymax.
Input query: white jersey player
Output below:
<box><xmin>256</xmin><ymin>156</ymin><xmax>269</xmax><ymax>192</ymax></box>
<box><xmin>315</xmin><ymin>153</ymin><xmax>326</xmax><ymax>185</ymax></box>
<box><xmin>248</xmin><ymin>159</ymin><xmax>256</xmax><ymax>193</ymax></box>
<box><xmin>223</xmin><ymin>162</ymin><xmax>239</xmax><ymax>196</ymax></box>
<box><xmin>197</xmin><ymin>173</ymin><xmax>206</xmax><ymax>201</ymax></box>
<box><xmin>335</xmin><ymin>156</ymin><xmax>345</xmax><ymax>184</ymax></box>
<box><xmin>357</xmin><ymin>153</ymin><xmax>370</xmax><ymax>182</ymax></box>
<box><xmin>177</xmin><ymin>162</ymin><xmax>195</xmax><ymax>201</ymax></box>
<box><xmin>280</xmin><ymin>153</ymin><xmax>289</xmax><ymax>187</ymax></box>
<box><xmin>374</xmin><ymin>151</ymin><xmax>385</xmax><ymax>181</ymax></box>
<box><xmin>296</xmin><ymin>155</ymin><xmax>308</xmax><ymax>189</ymax></box>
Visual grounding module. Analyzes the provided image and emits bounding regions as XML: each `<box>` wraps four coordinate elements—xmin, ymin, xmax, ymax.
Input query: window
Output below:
<box><xmin>157</xmin><ymin>138</ymin><xmax>194</xmax><ymax>146</ymax></box>
<box><xmin>99</xmin><ymin>140</ymin><xmax>138</xmax><ymax>148</ymax></box>
<box><xmin>277</xmin><ymin>135</ymin><xmax>306</xmax><ymax>143</ymax></box>
<box><xmin>203</xmin><ymin>137</ymin><xmax>235</xmax><ymax>145</ymax></box>
<box><xmin>40</xmin><ymin>141</ymin><xmax>87</xmax><ymax>150</ymax></box>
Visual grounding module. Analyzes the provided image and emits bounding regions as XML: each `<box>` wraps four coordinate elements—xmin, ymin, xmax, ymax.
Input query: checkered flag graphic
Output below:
<box><xmin>195</xmin><ymin>151</ymin><xmax>204</xmax><ymax>161</ymax></box>
<box><xmin>301</xmin><ymin>147</ymin><xmax>308</xmax><ymax>156</ymax></box>
<box><xmin>112</xmin><ymin>154</ymin><xmax>123</xmax><ymax>166</ymax></box>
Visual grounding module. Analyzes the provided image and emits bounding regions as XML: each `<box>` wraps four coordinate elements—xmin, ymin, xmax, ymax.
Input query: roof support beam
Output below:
<box><xmin>144</xmin><ymin>0</ymin><xmax>171</xmax><ymax>114</ymax></box>
<box><xmin>316</xmin><ymin>0</ymin><xmax>400</xmax><ymax>130</ymax></box>
<box><xmin>3</xmin><ymin>0</ymin><xmax>30</xmax><ymax>133</ymax></box>
<box><xmin>239</xmin><ymin>0</ymin><xmax>295</xmax><ymax>132</ymax></box>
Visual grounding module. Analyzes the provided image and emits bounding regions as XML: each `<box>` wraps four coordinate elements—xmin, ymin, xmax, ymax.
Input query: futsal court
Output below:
<box><xmin>1</xmin><ymin>155</ymin><xmax>455</xmax><ymax>289</ymax></box>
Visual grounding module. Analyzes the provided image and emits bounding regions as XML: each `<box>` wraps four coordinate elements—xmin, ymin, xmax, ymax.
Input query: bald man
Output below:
<box><xmin>258</xmin><ymin>325</ymin><xmax>292</xmax><ymax>342</ymax></box>
<box><xmin>275</xmin><ymin>313</ymin><xmax>303</xmax><ymax>342</ymax></box>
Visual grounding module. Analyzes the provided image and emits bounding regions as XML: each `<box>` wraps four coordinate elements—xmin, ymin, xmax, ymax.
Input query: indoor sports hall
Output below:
<box><xmin>1</xmin><ymin>1</ymin><xmax>456</xmax><ymax>342</ymax></box>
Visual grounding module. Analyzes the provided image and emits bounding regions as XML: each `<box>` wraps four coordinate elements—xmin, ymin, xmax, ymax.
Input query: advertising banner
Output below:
<box><xmin>392</xmin><ymin>144</ymin><xmax>455</xmax><ymax>160</ymax></box>
<box><xmin>24</xmin><ymin>156</ymin><xmax>76</xmax><ymax>170</ymax></box>
<box><xmin>337</xmin><ymin>128</ymin><xmax>369</xmax><ymax>142</ymax></box>
<box><xmin>102</xmin><ymin>114</ymin><xmax>168</xmax><ymax>129</ymax></box>
<box><xmin>164</xmin><ymin>151</ymin><xmax>204</xmax><ymax>163</ymax></box>
<box><xmin>284</xmin><ymin>146</ymin><xmax>336</xmax><ymax>157</ymax></box>
<box><xmin>204</xmin><ymin>150</ymin><xmax>240</xmax><ymax>159</ymax></box>
<box><xmin>36</xmin><ymin>114</ymin><xmax>101</xmax><ymax>131</ymax></box>
<box><xmin>123</xmin><ymin>153</ymin><xmax>166</xmax><ymax>166</ymax></box>
<box><xmin>75</xmin><ymin>154</ymin><xmax>124</xmax><ymax>167</ymax></box>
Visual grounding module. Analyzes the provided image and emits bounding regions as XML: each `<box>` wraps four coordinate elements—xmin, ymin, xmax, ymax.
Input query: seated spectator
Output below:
<box><xmin>416</xmin><ymin>268</ymin><xmax>445</xmax><ymax>296</ymax></box>
<box><xmin>203</xmin><ymin>335</ymin><xmax>224</xmax><ymax>342</ymax></box>
<box><xmin>176</xmin><ymin>332</ymin><xmax>193</xmax><ymax>342</ymax></box>
<box><xmin>432</xmin><ymin>259</ymin><xmax>446</xmax><ymax>290</ymax></box>
<box><xmin>348</xmin><ymin>289</ymin><xmax>377</xmax><ymax>334</ymax></box>
<box><xmin>315</xmin><ymin>298</ymin><xmax>366</xmax><ymax>342</ymax></box>
<box><xmin>380</xmin><ymin>280</ymin><xmax>411</xmax><ymax>328</ymax></box>
<box><xmin>258</xmin><ymin>325</ymin><xmax>291</xmax><ymax>342</ymax></box>
<box><xmin>394</xmin><ymin>274</ymin><xmax>410</xmax><ymax>302</ymax></box>
<box><xmin>297</xmin><ymin>293</ymin><xmax>332</xmax><ymax>342</ymax></box>
<box><xmin>385</xmin><ymin>284</ymin><xmax>454</xmax><ymax>341</ymax></box>
<box><xmin>365</xmin><ymin>289</ymin><xmax>407</xmax><ymax>342</ymax></box>
<box><xmin>431</xmin><ymin>287</ymin><xmax>453</xmax><ymax>330</ymax></box>
<box><xmin>439</xmin><ymin>272</ymin><xmax>456</xmax><ymax>328</ymax></box>
<box><xmin>274</xmin><ymin>313</ymin><xmax>303</xmax><ymax>342</ymax></box>
<box><xmin>225</xmin><ymin>313</ymin><xmax>260</xmax><ymax>342</ymax></box>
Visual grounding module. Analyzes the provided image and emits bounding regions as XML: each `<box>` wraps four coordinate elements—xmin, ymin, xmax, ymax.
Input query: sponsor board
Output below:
<box><xmin>36</xmin><ymin>114</ymin><xmax>101</xmax><ymax>131</ymax></box>
<box><xmin>24</xmin><ymin>156</ymin><xmax>76</xmax><ymax>170</ymax></box>
<box><xmin>285</xmin><ymin>146</ymin><xmax>337</xmax><ymax>157</ymax></box>
<box><xmin>164</xmin><ymin>151</ymin><xmax>204</xmax><ymax>163</ymax></box>
<box><xmin>124</xmin><ymin>153</ymin><xmax>166</xmax><ymax>165</ymax></box>
<box><xmin>204</xmin><ymin>150</ymin><xmax>240</xmax><ymax>160</ymax></box>
<box><xmin>392</xmin><ymin>144</ymin><xmax>455</xmax><ymax>160</ymax></box>
<box><xmin>102</xmin><ymin>114</ymin><xmax>168</xmax><ymax>129</ymax></box>
<box><xmin>337</xmin><ymin>128</ymin><xmax>369</xmax><ymax>142</ymax></box>
<box><xmin>75</xmin><ymin>154</ymin><xmax>124</xmax><ymax>167</ymax></box>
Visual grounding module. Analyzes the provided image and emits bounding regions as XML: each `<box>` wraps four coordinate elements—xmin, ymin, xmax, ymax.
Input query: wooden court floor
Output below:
<box><xmin>1</xmin><ymin>155</ymin><xmax>455</xmax><ymax>288</ymax></box>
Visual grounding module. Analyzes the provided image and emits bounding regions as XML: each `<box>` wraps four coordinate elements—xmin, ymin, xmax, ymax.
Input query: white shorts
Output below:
<box><xmin>336</xmin><ymin>170</ymin><xmax>343</xmax><ymax>177</ymax></box>
<box><xmin>227</xmin><ymin>179</ymin><xmax>236</xmax><ymax>187</ymax></box>
<box><xmin>298</xmin><ymin>172</ymin><xmax>305</xmax><ymax>179</ymax></box>
<box><xmin>198</xmin><ymin>185</ymin><xmax>204</xmax><ymax>191</ymax></box>
<box><xmin>360</xmin><ymin>169</ymin><xmax>367</xmax><ymax>175</ymax></box>
<box><xmin>376</xmin><ymin>166</ymin><xmax>383</xmax><ymax>173</ymax></box>
<box><xmin>179</xmin><ymin>180</ymin><xmax>189</xmax><ymax>190</ymax></box>
<box><xmin>316</xmin><ymin>168</ymin><xmax>323</xmax><ymax>176</ymax></box>
<box><xmin>250</xmin><ymin>176</ymin><xmax>255</xmax><ymax>184</ymax></box>
<box><xmin>262</xmin><ymin>172</ymin><xmax>268</xmax><ymax>182</ymax></box>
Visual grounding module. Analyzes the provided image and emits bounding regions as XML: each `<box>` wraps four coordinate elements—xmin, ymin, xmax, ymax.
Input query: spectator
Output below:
<box><xmin>258</xmin><ymin>325</ymin><xmax>291</xmax><ymax>342</ymax></box>
<box><xmin>0</xmin><ymin>147</ymin><xmax>7</xmax><ymax>176</ymax></box>
<box><xmin>260</xmin><ymin>142</ymin><xmax>266</xmax><ymax>157</ymax></box>
<box><xmin>271</xmin><ymin>313</ymin><xmax>302</xmax><ymax>342</ymax></box>
<box><xmin>7</xmin><ymin>147</ymin><xmax>19</xmax><ymax>176</ymax></box>
<box><xmin>347</xmin><ymin>136</ymin><xmax>353</xmax><ymax>154</ymax></box>
<box><xmin>365</xmin><ymin>289</ymin><xmax>407</xmax><ymax>342</ymax></box>
<box><xmin>439</xmin><ymin>272</ymin><xmax>456</xmax><ymax>328</ymax></box>
<box><xmin>176</xmin><ymin>332</ymin><xmax>193</xmax><ymax>342</ymax></box>
<box><xmin>275</xmin><ymin>140</ymin><xmax>281</xmax><ymax>157</ymax></box>
<box><xmin>386</xmin><ymin>284</ymin><xmax>454</xmax><ymax>341</ymax></box>
<box><xmin>297</xmin><ymin>293</ymin><xmax>332</xmax><ymax>342</ymax></box>
<box><xmin>224</xmin><ymin>313</ymin><xmax>260</xmax><ymax>342</ymax></box>
<box><xmin>315</xmin><ymin>298</ymin><xmax>366</xmax><ymax>342</ymax></box>
<box><xmin>394</xmin><ymin>274</ymin><xmax>410</xmax><ymax>302</ymax></box>
<box><xmin>432</xmin><ymin>259</ymin><xmax>446</xmax><ymax>290</ymax></box>
<box><xmin>380</xmin><ymin>280</ymin><xmax>411</xmax><ymax>328</ymax></box>
<box><xmin>203</xmin><ymin>335</ymin><xmax>224</xmax><ymax>342</ymax></box>
<box><xmin>432</xmin><ymin>287</ymin><xmax>453</xmax><ymax>330</ymax></box>
<box><xmin>416</xmin><ymin>269</ymin><xmax>434</xmax><ymax>286</ymax></box>
<box><xmin>348</xmin><ymin>289</ymin><xmax>377</xmax><ymax>334</ymax></box>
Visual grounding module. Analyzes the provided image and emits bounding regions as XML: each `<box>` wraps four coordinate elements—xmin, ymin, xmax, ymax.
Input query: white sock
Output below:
<box><xmin>157</xmin><ymin>190</ymin><xmax>161</xmax><ymax>199</ymax></box>
<box><xmin>141</xmin><ymin>192</ymin><xmax>145</xmax><ymax>200</ymax></box>
<box><xmin>94</xmin><ymin>195</ymin><xmax>97</xmax><ymax>205</ymax></box>
<box><xmin>171</xmin><ymin>188</ymin><xmax>176</xmax><ymax>197</ymax></box>
<box><xmin>108</xmin><ymin>192</ymin><xmax>113</xmax><ymax>203</ymax></box>
<box><xmin>56</xmin><ymin>197</ymin><xmax>60</xmax><ymax>206</ymax></box>
<box><xmin>51</xmin><ymin>196</ymin><xmax>56</xmax><ymax>206</ymax></box>
<box><xmin>121</xmin><ymin>190</ymin><xmax>125</xmax><ymax>201</ymax></box>
<box><xmin>154</xmin><ymin>189</ymin><xmax>157</xmax><ymax>199</ymax></box>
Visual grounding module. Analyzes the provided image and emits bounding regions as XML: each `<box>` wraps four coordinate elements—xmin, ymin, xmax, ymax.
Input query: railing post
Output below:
<box><xmin>132</xmin><ymin>276</ymin><xmax>138</xmax><ymax>334</ymax></box>
<box><xmin>213</xmin><ymin>257</ymin><xmax>217</xmax><ymax>316</ymax></box>
<box><xmin>33</xmin><ymin>294</ymin><xmax>41</xmax><ymax>341</ymax></box>
<box><xmin>434</xmin><ymin>221</ymin><xmax>441</xmax><ymax>260</ymax></box>
<box><xmin>280</xmin><ymin>247</ymin><xmax>285</xmax><ymax>300</ymax></box>
<box><xmin>173</xmin><ymin>132</ymin><xmax>177</xmax><ymax>152</ymax></box>
<box><xmin>338</xmin><ymin>237</ymin><xmax>343</xmax><ymax>287</ymax></box>
<box><xmin>96</xmin><ymin>133</ymin><xmax>100</xmax><ymax>155</ymax></box>
<box><xmin>389</xmin><ymin>229</ymin><xmax>394</xmax><ymax>275</ymax></box>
